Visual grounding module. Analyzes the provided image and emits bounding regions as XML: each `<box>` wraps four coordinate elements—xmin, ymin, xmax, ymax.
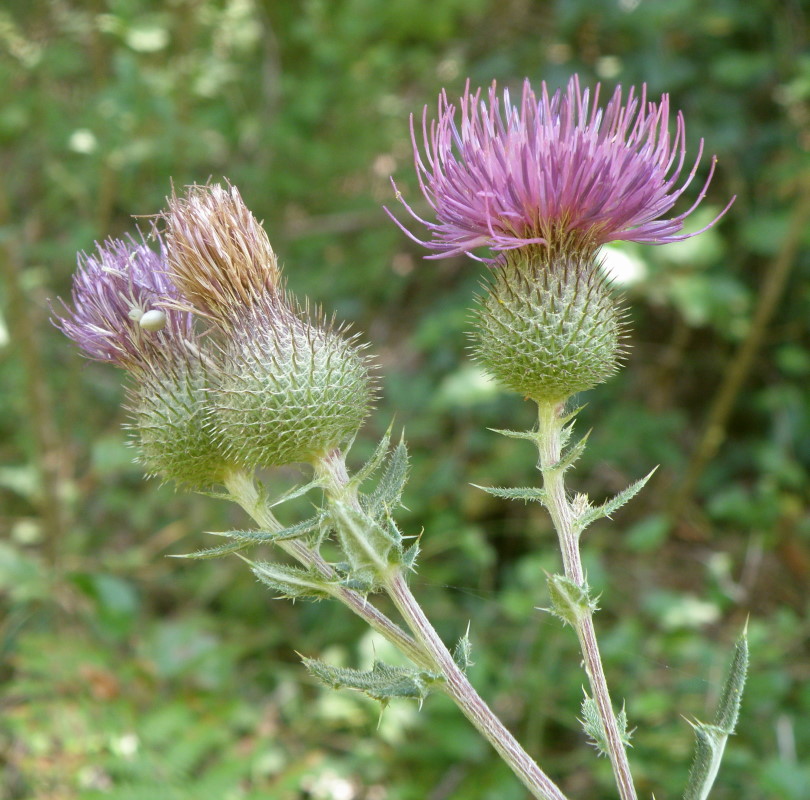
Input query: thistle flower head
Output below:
<box><xmin>388</xmin><ymin>75</ymin><xmax>734</xmax><ymax>260</ymax></box>
<box><xmin>54</xmin><ymin>236</ymin><xmax>192</xmax><ymax>371</ymax></box>
<box><xmin>161</xmin><ymin>182</ymin><xmax>281</xmax><ymax>322</ymax></box>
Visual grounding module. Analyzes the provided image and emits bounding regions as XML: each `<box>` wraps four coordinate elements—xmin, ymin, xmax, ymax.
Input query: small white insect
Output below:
<box><xmin>138</xmin><ymin>309</ymin><xmax>168</xmax><ymax>332</ymax></box>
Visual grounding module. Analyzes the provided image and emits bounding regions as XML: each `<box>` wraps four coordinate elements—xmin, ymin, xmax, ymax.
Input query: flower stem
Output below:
<box><xmin>315</xmin><ymin>452</ymin><xmax>568</xmax><ymax>800</ymax></box>
<box><xmin>385</xmin><ymin>570</ymin><xmax>568</xmax><ymax>800</ymax></box>
<box><xmin>535</xmin><ymin>401</ymin><xmax>638</xmax><ymax>800</ymax></box>
<box><xmin>223</xmin><ymin>470</ymin><xmax>433</xmax><ymax>671</ymax></box>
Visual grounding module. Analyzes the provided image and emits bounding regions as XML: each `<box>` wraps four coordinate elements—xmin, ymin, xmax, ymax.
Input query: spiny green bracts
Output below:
<box><xmin>472</xmin><ymin>249</ymin><xmax>626</xmax><ymax>403</ymax></box>
<box><xmin>212</xmin><ymin>294</ymin><xmax>374</xmax><ymax>469</ymax></box>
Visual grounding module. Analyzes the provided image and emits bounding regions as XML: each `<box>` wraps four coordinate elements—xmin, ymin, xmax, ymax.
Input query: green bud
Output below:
<box><xmin>472</xmin><ymin>249</ymin><xmax>625</xmax><ymax>404</ymax></box>
<box><xmin>212</xmin><ymin>297</ymin><xmax>374</xmax><ymax>469</ymax></box>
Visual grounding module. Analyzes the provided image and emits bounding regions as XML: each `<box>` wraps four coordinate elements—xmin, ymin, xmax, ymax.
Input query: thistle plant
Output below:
<box><xmin>56</xmin><ymin>75</ymin><xmax>747</xmax><ymax>800</ymax></box>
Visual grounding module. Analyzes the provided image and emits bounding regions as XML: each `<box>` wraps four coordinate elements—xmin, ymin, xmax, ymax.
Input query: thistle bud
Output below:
<box><xmin>212</xmin><ymin>296</ymin><xmax>374</xmax><ymax>469</ymax></box>
<box><xmin>472</xmin><ymin>249</ymin><xmax>625</xmax><ymax>404</ymax></box>
<box><xmin>163</xmin><ymin>184</ymin><xmax>374</xmax><ymax>469</ymax></box>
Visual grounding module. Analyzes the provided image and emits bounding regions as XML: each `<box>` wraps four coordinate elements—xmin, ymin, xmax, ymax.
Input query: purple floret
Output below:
<box><xmin>54</xmin><ymin>236</ymin><xmax>193</xmax><ymax>369</ymax></box>
<box><xmin>387</xmin><ymin>75</ymin><xmax>734</xmax><ymax>260</ymax></box>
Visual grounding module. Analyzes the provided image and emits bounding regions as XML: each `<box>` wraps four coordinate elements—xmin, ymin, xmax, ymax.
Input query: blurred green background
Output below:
<box><xmin>1</xmin><ymin>1</ymin><xmax>809</xmax><ymax>798</ymax></box>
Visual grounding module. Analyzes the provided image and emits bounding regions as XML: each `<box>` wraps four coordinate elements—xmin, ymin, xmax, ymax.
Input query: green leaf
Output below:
<box><xmin>452</xmin><ymin>628</ymin><xmax>473</xmax><ymax>672</ymax></box>
<box><xmin>267</xmin><ymin>477</ymin><xmax>321</xmax><ymax>508</ymax></box>
<box><xmin>472</xmin><ymin>484</ymin><xmax>547</xmax><ymax>504</ymax></box>
<box><xmin>580</xmin><ymin>693</ymin><xmax>632</xmax><ymax>756</ymax></box>
<box><xmin>576</xmin><ymin>467</ymin><xmax>658</xmax><ymax>534</ymax></box>
<box><xmin>683</xmin><ymin>628</ymin><xmax>749</xmax><ymax>800</ymax></box>
<box><xmin>400</xmin><ymin>538</ymin><xmax>421</xmax><ymax>572</ymax></box>
<box><xmin>170</xmin><ymin>539</ymin><xmax>256</xmax><ymax>560</ymax></box>
<box><xmin>553</xmin><ymin>429</ymin><xmax>591</xmax><ymax>474</ymax></box>
<box><xmin>350</xmin><ymin>423</ymin><xmax>394</xmax><ymax>489</ymax></box>
<box><xmin>220</xmin><ymin>517</ymin><xmax>322</xmax><ymax>541</ymax></box>
<box><xmin>487</xmin><ymin>427</ymin><xmax>541</xmax><ymax>443</ymax></box>
<box><xmin>330</xmin><ymin>501</ymin><xmax>398</xmax><ymax>578</ymax></box>
<box><xmin>560</xmin><ymin>404</ymin><xmax>588</xmax><ymax>425</ymax></box>
<box><xmin>367</xmin><ymin>436</ymin><xmax>409</xmax><ymax>511</ymax></box>
<box><xmin>249</xmin><ymin>560</ymin><xmax>333</xmax><ymax>601</ymax></box>
<box><xmin>194</xmin><ymin>488</ymin><xmax>232</xmax><ymax>501</ymax></box>
<box><xmin>544</xmin><ymin>573</ymin><xmax>597</xmax><ymax>627</ymax></box>
<box><xmin>172</xmin><ymin>517</ymin><xmax>323</xmax><ymax>559</ymax></box>
<box><xmin>301</xmin><ymin>657</ymin><xmax>442</xmax><ymax>705</ymax></box>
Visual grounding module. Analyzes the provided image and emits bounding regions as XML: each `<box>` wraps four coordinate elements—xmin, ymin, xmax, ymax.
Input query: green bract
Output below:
<box><xmin>472</xmin><ymin>250</ymin><xmax>625</xmax><ymax>403</ymax></box>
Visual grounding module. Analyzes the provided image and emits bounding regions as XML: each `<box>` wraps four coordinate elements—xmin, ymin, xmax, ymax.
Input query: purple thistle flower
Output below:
<box><xmin>54</xmin><ymin>236</ymin><xmax>193</xmax><ymax>370</ymax></box>
<box><xmin>386</xmin><ymin>75</ymin><xmax>734</xmax><ymax>260</ymax></box>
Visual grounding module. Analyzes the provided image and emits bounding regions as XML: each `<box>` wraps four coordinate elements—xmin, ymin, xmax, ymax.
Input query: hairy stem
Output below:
<box><xmin>223</xmin><ymin>470</ymin><xmax>433</xmax><ymax>671</ymax></box>
<box><xmin>316</xmin><ymin>452</ymin><xmax>568</xmax><ymax>800</ymax></box>
<box><xmin>385</xmin><ymin>571</ymin><xmax>568</xmax><ymax>800</ymax></box>
<box><xmin>536</xmin><ymin>401</ymin><xmax>637</xmax><ymax>800</ymax></box>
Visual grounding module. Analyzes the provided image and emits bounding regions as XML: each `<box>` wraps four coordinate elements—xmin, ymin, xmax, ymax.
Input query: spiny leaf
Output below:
<box><xmin>170</xmin><ymin>539</ymin><xmax>255</xmax><ymax>560</ymax></box>
<box><xmin>267</xmin><ymin>477</ymin><xmax>321</xmax><ymax>508</ymax></box>
<box><xmin>472</xmin><ymin>484</ymin><xmax>547</xmax><ymax>504</ymax></box>
<box><xmin>553</xmin><ymin>429</ymin><xmax>591</xmax><ymax>474</ymax></box>
<box><xmin>487</xmin><ymin>427</ymin><xmax>541</xmax><ymax>443</ymax></box>
<box><xmin>452</xmin><ymin>627</ymin><xmax>473</xmax><ymax>672</ymax></box>
<box><xmin>211</xmin><ymin>516</ymin><xmax>323</xmax><ymax>542</ymax></box>
<box><xmin>350</xmin><ymin>422</ymin><xmax>394</xmax><ymax>489</ymax></box>
<box><xmin>171</xmin><ymin>519</ymin><xmax>323</xmax><ymax>559</ymax></box>
<box><xmin>367</xmin><ymin>436</ymin><xmax>409</xmax><ymax>512</ymax></box>
<box><xmin>576</xmin><ymin>467</ymin><xmax>658</xmax><ymax>534</ymax></box>
<box><xmin>683</xmin><ymin>628</ymin><xmax>749</xmax><ymax>800</ymax></box>
<box><xmin>250</xmin><ymin>561</ymin><xmax>333</xmax><ymax>601</ymax></box>
<box><xmin>580</xmin><ymin>693</ymin><xmax>633</xmax><ymax>757</ymax></box>
<box><xmin>331</xmin><ymin>501</ymin><xmax>399</xmax><ymax>576</ymax></box>
<box><xmin>560</xmin><ymin>404</ymin><xmax>587</xmax><ymax>425</ymax></box>
<box><xmin>580</xmin><ymin>694</ymin><xmax>606</xmax><ymax>755</ymax></box>
<box><xmin>714</xmin><ymin>625</ymin><xmax>748</xmax><ymax>734</ymax></box>
<box><xmin>301</xmin><ymin>657</ymin><xmax>442</xmax><ymax>704</ymax></box>
<box><xmin>401</xmin><ymin>538</ymin><xmax>421</xmax><ymax>572</ymax></box>
<box><xmin>544</xmin><ymin>573</ymin><xmax>596</xmax><ymax>627</ymax></box>
<box><xmin>194</xmin><ymin>488</ymin><xmax>233</xmax><ymax>501</ymax></box>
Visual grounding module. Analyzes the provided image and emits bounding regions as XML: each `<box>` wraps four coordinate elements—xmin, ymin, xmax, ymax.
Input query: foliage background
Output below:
<box><xmin>1</xmin><ymin>1</ymin><xmax>808</xmax><ymax>798</ymax></box>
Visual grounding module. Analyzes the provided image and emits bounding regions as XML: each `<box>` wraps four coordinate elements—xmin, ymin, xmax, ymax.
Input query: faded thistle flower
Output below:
<box><xmin>162</xmin><ymin>182</ymin><xmax>281</xmax><ymax>322</ymax></box>
<box><xmin>54</xmin><ymin>237</ymin><xmax>231</xmax><ymax>487</ymax></box>
<box><xmin>388</xmin><ymin>75</ymin><xmax>733</xmax><ymax>403</ymax></box>
<box><xmin>54</xmin><ymin>237</ymin><xmax>190</xmax><ymax>370</ymax></box>
<box><xmin>162</xmin><ymin>184</ymin><xmax>375</xmax><ymax>469</ymax></box>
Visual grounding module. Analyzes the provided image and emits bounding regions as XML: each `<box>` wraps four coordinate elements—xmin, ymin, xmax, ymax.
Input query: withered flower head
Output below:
<box><xmin>162</xmin><ymin>182</ymin><xmax>281</xmax><ymax>320</ymax></box>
